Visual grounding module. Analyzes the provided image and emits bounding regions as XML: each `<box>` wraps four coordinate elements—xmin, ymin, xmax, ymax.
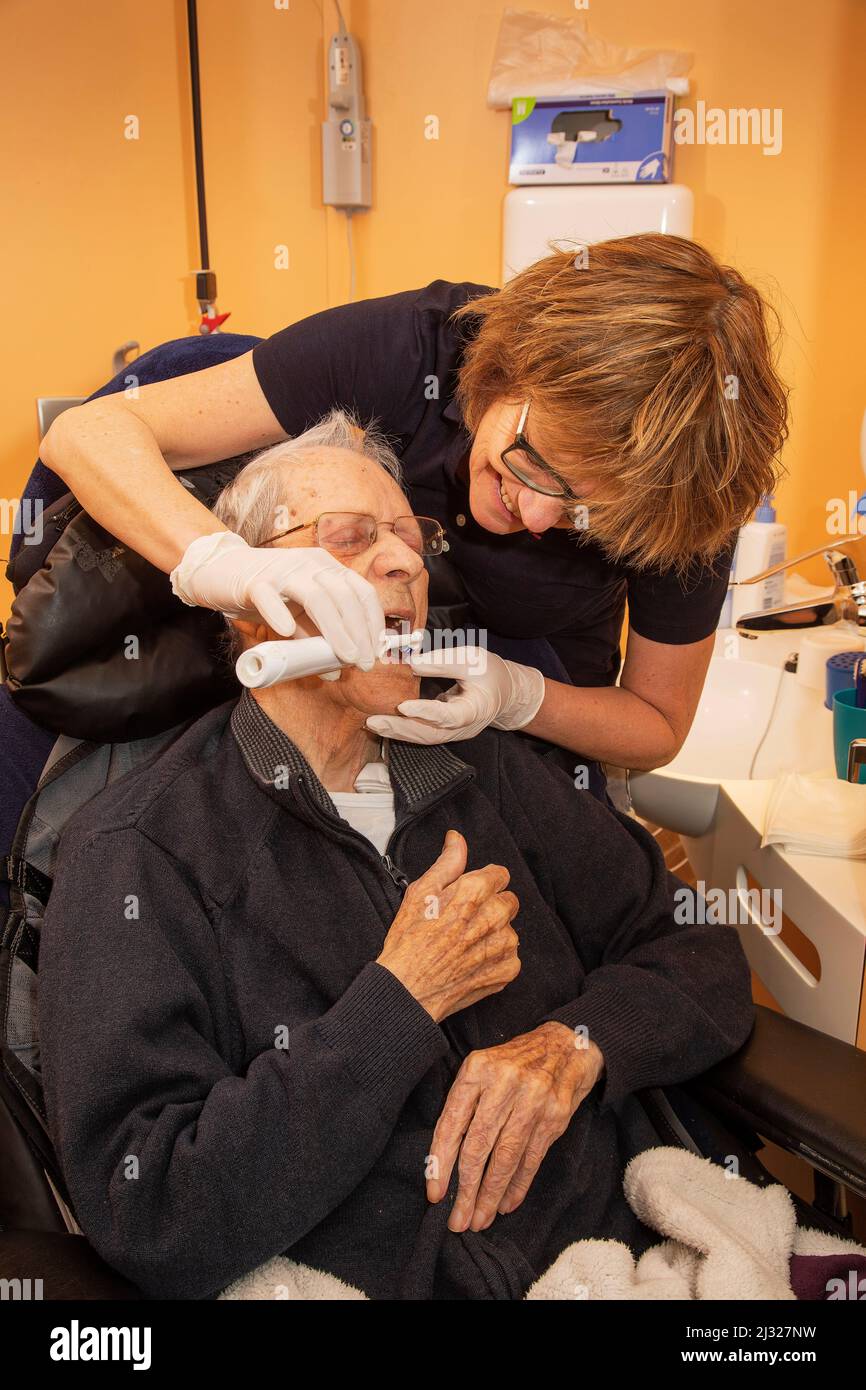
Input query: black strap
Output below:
<box><xmin>2</xmin><ymin>856</ymin><xmax>53</xmax><ymax>906</ymax></box>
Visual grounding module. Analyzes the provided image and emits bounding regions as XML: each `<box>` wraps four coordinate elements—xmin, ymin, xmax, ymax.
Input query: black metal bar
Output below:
<box><xmin>813</xmin><ymin>1171</ymin><xmax>853</xmax><ymax>1231</ymax></box>
<box><xmin>187</xmin><ymin>0</ymin><xmax>210</xmax><ymax>271</ymax></box>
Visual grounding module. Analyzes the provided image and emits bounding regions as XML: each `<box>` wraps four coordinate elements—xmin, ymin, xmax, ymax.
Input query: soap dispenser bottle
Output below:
<box><xmin>728</xmin><ymin>496</ymin><xmax>787</xmax><ymax>625</ymax></box>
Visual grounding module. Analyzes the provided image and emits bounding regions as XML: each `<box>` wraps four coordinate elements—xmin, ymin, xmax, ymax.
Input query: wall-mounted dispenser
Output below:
<box><xmin>322</xmin><ymin>1</ymin><xmax>371</xmax><ymax>213</ymax></box>
<box><xmin>502</xmin><ymin>183</ymin><xmax>694</xmax><ymax>282</ymax></box>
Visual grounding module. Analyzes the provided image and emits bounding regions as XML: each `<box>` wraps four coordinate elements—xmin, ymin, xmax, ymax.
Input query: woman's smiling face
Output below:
<box><xmin>466</xmin><ymin>400</ymin><xmax>589</xmax><ymax>537</ymax></box>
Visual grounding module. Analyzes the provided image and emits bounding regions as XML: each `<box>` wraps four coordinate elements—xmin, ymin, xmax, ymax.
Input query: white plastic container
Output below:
<box><xmin>502</xmin><ymin>184</ymin><xmax>694</xmax><ymax>281</ymax></box>
<box><xmin>727</xmin><ymin>498</ymin><xmax>787</xmax><ymax>626</ymax></box>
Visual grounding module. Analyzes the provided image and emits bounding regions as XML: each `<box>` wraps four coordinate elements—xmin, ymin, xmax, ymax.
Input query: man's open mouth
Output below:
<box><xmin>380</xmin><ymin>613</ymin><xmax>421</xmax><ymax>663</ymax></box>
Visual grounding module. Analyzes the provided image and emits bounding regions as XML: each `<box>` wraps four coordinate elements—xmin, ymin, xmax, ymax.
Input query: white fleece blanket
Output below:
<box><xmin>219</xmin><ymin>1146</ymin><xmax>865</xmax><ymax>1301</ymax></box>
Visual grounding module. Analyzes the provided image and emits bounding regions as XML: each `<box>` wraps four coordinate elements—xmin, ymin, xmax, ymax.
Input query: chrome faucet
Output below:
<box><xmin>733</xmin><ymin>534</ymin><xmax>866</xmax><ymax>633</ymax></box>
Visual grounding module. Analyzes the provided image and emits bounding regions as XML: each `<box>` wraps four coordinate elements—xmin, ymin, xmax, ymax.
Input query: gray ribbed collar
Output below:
<box><xmin>230</xmin><ymin>688</ymin><xmax>472</xmax><ymax>820</ymax></box>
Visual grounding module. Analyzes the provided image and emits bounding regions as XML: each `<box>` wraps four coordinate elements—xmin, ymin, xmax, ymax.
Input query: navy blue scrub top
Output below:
<box><xmin>252</xmin><ymin>280</ymin><xmax>735</xmax><ymax>688</ymax></box>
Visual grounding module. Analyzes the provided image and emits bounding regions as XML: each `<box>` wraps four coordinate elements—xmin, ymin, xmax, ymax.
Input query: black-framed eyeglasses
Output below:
<box><xmin>499</xmin><ymin>401</ymin><xmax>581</xmax><ymax>502</ymax></box>
<box><xmin>261</xmin><ymin>511</ymin><xmax>447</xmax><ymax>558</ymax></box>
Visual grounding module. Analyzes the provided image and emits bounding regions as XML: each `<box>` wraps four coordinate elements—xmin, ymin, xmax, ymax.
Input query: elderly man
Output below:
<box><xmin>39</xmin><ymin>411</ymin><xmax>754</xmax><ymax>1301</ymax></box>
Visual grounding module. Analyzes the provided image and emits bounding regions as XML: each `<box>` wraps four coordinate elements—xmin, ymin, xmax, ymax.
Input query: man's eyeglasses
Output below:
<box><xmin>261</xmin><ymin>511</ymin><xmax>447</xmax><ymax>558</ymax></box>
<box><xmin>499</xmin><ymin>401</ymin><xmax>581</xmax><ymax>502</ymax></box>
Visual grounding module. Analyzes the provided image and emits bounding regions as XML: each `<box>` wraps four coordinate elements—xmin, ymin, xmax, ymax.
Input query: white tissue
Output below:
<box><xmin>487</xmin><ymin>11</ymin><xmax>693</xmax><ymax>108</ymax></box>
<box><xmin>762</xmin><ymin>772</ymin><xmax>866</xmax><ymax>858</ymax></box>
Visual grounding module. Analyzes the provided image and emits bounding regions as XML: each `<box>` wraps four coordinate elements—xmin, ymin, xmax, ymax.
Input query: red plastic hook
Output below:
<box><xmin>199</xmin><ymin>311</ymin><xmax>231</xmax><ymax>334</ymax></box>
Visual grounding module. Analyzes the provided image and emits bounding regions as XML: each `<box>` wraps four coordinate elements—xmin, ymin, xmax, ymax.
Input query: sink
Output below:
<box><xmin>629</xmin><ymin>655</ymin><xmax>835</xmax><ymax>839</ymax></box>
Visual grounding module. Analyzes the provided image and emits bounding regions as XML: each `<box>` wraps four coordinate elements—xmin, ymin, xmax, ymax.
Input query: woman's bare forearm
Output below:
<box><xmin>41</xmin><ymin>403</ymin><xmax>228</xmax><ymax>571</ymax></box>
<box><xmin>522</xmin><ymin>679</ymin><xmax>681</xmax><ymax>772</ymax></box>
<box><xmin>523</xmin><ymin>633</ymin><xmax>712</xmax><ymax>772</ymax></box>
<box><xmin>39</xmin><ymin>351</ymin><xmax>286</xmax><ymax>573</ymax></box>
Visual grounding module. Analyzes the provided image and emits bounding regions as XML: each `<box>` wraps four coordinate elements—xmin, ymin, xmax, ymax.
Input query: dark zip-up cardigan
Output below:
<box><xmin>39</xmin><ymin>691</ymin><xmax>755</xmax><ymax>1300</ymax></box>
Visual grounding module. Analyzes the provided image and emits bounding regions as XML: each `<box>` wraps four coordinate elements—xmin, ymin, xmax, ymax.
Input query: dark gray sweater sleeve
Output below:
<box><xmin>39</xmin><ymin>827</ymin><xmax>446</xmax><ymax>1300</ymax></box>
<box><xmin>499</xmin><ymin>743</ymin><xmax>755</xmax><ymax>1108</ymax></box>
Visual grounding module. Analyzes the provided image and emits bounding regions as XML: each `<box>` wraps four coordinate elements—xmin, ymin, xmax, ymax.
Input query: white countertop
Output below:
<box><xmin>718</xmin><ymin>776</ymin><xmax>866</xmax><ymax>940</ymax></box>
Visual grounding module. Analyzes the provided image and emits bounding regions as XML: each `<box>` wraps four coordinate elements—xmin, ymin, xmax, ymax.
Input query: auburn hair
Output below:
<box><xmin>453</xmin><ymin>234</ymin><xmax>789</xmax><ymax>575</ymax></box>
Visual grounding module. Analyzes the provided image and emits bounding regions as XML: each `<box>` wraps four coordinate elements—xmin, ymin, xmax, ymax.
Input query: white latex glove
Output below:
<box><xmin>366</xmin><ymin>646</ymin><xmax>546</xmax><ymax>744</ymax></box>
<box><xmin>171</xmin><ymin>531</ymin><xmax>385</xmax><ymax>669</ymax></box>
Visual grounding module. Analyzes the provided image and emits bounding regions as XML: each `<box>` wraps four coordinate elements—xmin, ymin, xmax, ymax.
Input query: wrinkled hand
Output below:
<box><xmin>427</xmin><ymin>1023</ymin><xmax>604</xmax><ymax>1231</ymax></box>
<box><xmin>377</xmin><ymin>830</ymin><xmax>521</xmax><ymax>1023</ymax></box>
<box><xmin>366</xmin><ymin>646</ymin><xmax>546</xmax><ymax>744</ymax></box>
<box><xmin>170</xmin><ymin>531</ymin><xmax>385</xmax><ymax>668</ymax></box>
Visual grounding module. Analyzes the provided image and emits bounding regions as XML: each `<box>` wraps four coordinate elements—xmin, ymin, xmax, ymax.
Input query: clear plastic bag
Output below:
<box><xmin>487</xmin><ymin>9</ymin><xmax>693</xmax><ymax>108</ymax></box>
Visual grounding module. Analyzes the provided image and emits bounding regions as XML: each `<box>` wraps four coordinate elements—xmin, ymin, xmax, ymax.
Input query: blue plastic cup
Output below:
<box><xmin>825</xmin><ymin>651</ymin><xmax>866</xmax><ymax>710</ymax></box>
<box><xmin>832</xmin><ymin>687</ymin><xmax>866</xmax><ymax>781</ymax></box>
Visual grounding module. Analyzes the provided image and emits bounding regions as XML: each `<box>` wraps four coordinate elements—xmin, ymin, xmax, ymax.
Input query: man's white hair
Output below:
<box><xmin>213</xmin><ymin>408</ymin><xmax>403</xmax><ymax>547</ymax></box>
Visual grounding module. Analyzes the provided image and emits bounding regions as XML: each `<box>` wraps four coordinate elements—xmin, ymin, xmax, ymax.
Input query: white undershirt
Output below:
<box><xmin>329</xmin><ymin>755</ymin><xmax>396</xmax><ymax>856</ymax></box>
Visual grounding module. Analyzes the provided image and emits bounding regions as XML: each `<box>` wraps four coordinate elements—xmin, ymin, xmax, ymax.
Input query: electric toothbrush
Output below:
<box><xmin>236</xmin><ymin>630</ymin><xmax>425</xmax><ymax>690</ymax></box>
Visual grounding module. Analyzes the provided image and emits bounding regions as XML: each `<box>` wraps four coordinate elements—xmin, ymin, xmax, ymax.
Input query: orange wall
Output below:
<box><xmin>350</xmin><ymin>0</ymin><xmax>866</xmax><ymax>581</ymax></box>
<box><xmin>0</xmin><ymin>0</ymin><xmax>352</xmax><ymax>617</ymax></box>
<box><xmin>2</xmin><ymin>0</ymin><xmax>864</xmax><ymax>619</ymax></box>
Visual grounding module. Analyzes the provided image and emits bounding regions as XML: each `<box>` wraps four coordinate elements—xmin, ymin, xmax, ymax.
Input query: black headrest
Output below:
<box><xmin>5</xmin><ymin>461</ymin><xmax>246</xmax><ymax>741</ymax></box>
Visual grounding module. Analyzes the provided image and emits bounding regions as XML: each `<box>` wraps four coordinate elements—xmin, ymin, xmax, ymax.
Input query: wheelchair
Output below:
<box><xmin>2</xmin><ymin>336</ymin><xmax>865</xmax><ymax>1299</ymax></box>
<box><xmin>2</xmin><ymin>998</ymin><xmax>864</xmax><ymax>1299</ymax></box>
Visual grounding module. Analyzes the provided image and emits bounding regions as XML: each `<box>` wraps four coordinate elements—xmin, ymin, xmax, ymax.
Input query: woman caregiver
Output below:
<box><xmin>40</xmin><ymin>233</ymin><xmax>787</xmax><ymax>791</ymax></box>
